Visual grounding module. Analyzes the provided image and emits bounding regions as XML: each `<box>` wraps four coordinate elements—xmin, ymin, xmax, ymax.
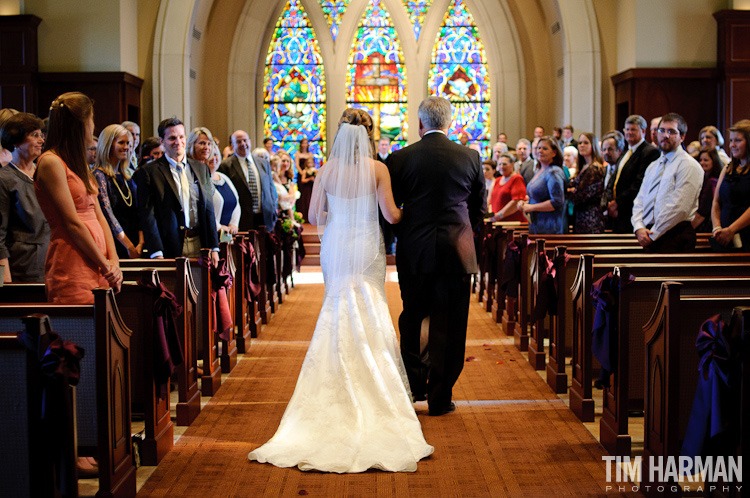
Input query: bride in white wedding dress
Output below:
<box><xmin>248</xmin><ymin>109</ymin><xmax>433</xmax><ymax>473</ymax></box>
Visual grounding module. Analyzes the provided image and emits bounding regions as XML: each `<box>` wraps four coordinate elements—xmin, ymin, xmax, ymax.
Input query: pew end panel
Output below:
<box><xmin>570</xmin><ymin>254</ymin><xmax>595</xmax><ymax>422</ymax></box>
<box><xmin>0</xmin><ymin>321</ymin><xmax>66</xmax><ymax>498</ymax></box>
<box><xmin>219</xmin><ymin>242</ymin><xmax>238</xmax><ymax>375</ymax></box>
<box><xmin>513</xmin><ymin>234</ymin><xmax>530</xmax><ymax>351</ymax></box>
<box><xmin>175</xmin><ymin>257</ymin><xmax>201</xmax><ymax>426</ymax></box>
<box><xmin>527</xmin><ymin>240</ymin><xmax>547</xmax><ymax>371</ymax></box>
<box><xmin>232</xmin><ymin>234</ymin><xmax>254</xmax><ymax>352</ymax></box>
<box><xmin>192</xmin><ymin>251</ymin><xmax>221</xmax><ymax>397</ymax></box>
<box><xmin>642</xmin><ymin>287</ymin><xmax>750</xmax><ymax>497</ymax></box>
<box><xmin>115</xmin><ymin>270</ymin><xmax>174</xmax><ymax>466</ymax></box>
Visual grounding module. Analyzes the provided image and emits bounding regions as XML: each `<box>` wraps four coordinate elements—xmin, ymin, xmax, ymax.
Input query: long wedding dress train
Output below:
<box><xmin>248</xmin><ymin>194</ymin><xmax>433</xmax><ymax>473</ymax></box>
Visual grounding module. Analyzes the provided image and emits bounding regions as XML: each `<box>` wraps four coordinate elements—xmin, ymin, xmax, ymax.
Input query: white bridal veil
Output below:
<box><xmin>309</xmin><ymin>122</ymin><xmax>380</xmax><ymax>294</ymax></box>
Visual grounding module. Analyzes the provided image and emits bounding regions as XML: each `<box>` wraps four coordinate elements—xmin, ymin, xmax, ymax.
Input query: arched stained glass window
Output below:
<box><xmin>402</xmin><ymin>0</ymin><xmax>432</xmax><ymax>40</ymax></box>
<box><xmin>428</xmin><ymin>0</ymin><xmax>490</xmax><ymax>152</ymax></box>
<box><xmin>346</xmin><ymin>0</ymin><xmax>407</xmax><ymax>150</ymax></box>
<box><xmin>264</xmin><ymin>0</ymin><xmax>326</xmax><ymax>160</ymax></box>
<box><xmin>320</xmin><ymin>0</ymin><xmax>350</xmax><ymax>41</ymax></box>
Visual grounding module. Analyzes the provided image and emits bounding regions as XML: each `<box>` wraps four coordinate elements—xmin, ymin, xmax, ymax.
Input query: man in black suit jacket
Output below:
<box><xmin>219</xmin><ymin>130</ymin><xmax>278</xmax><ymax>232</ymax></box>
<box><xmin>388</xmin><ymin>96</ymin><xmax>486</xmax><ymax>416</ymax></box>
<box><xmin>134</xmin><ymin>118</ymin><xmax>219</xmax><ymax>263</ymax></box>
<box><xmin>607</xmin><ymin>115</ymin><xmax>661</xmax><ymax>233</ymax></box>
<box><xmin>376</xmin><ymin>137</ymin><xmax>395</xmax><ymax>254</ymax></box>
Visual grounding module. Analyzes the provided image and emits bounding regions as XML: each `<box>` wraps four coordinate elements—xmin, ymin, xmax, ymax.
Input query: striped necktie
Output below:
<box><xmin>246</xmin><ymin>158</ymin><xmax>261</xmax><ymax>213</ymax></box>
<box><xmin>642</xmin><ymin>156</ymin><xmax>668</xmax><ymax>228</ymax></box>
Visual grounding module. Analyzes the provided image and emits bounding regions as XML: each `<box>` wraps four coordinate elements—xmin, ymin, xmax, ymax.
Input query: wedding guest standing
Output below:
<box><xmin>208</xmin><ymin>143</ymin><xmax>240</xmax><ymax>237</ymax></box>
<box><xmin>700</xmin><ymin>125</ymin><xmax>731</xmax><ymax>165</ymax></box>
<box><xmin>187</xmin><ymin>127</ymin><xmax>214</xmax><ymax>165</ymax></box>
<box><xmin>297</xmin><ymin>156</ymin><xmax>316</xmax><ymax>221</ymax></box>
<box><xmin>692</xmin><ymin>147</ymin><xmax>722</xmax><ymax>234</ymax></box>
<box><xmin>712</xmin><ymin>119</ymin><xmax>750</xmax><ymax>251</ymax></box>
<box><xmin>0</xmin><ymin>113</ymin><xmax>50</xmax><ymax>282</ymax></box>
<box><xmin>139</xmin><ymin>137</ymin><xmax>164</xmax><ymax>167</ymax></box>
<box><xmin>567</xmin><ymin>132</ymin><xmax>605</xmax><ymax>233</ymax></box>
<box><xmin>519</xmin><ymin>137</ymin><xmax>565</xmax><ymax>234</ymax></box>
<box><xmin>93</xmin><ymin>124</ymin><xmax>143</xmax><ymax>259</ymax></box>
<box><xmin>35</xmin><ymin>92</ymin><xmax>122</xmax><ymax>303</ymax></box>
<box><xmin>488</xmin><ymin>153</ymin><xmax>526</xmax><ymax>222</ymax></box>
<box><xmin>0</xmin><ymin>108</ymin><xmax>19</xmax><ymax>167</ymax></box>
<box><xmin>295</xmin><ymin>137</ymin><xmax>314</xmax><ymax>176</ymax></box>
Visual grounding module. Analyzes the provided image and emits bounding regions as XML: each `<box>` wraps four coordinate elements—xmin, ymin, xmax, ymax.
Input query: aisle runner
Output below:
<box><xmin>137</xmin><ymin>277</ymin><xmax>640</xmax><ymax>498</ymax></box>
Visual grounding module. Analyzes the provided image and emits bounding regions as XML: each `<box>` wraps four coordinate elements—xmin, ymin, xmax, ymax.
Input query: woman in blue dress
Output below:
<box><xmin>519</xmin><ymin>136</ymin><xmax>566</xmax><ymax>234</ymax></box>
<box><xmin>208</xmin><ymin>142</ymin><xmax>240</xmax><ymax>237</ymax></box>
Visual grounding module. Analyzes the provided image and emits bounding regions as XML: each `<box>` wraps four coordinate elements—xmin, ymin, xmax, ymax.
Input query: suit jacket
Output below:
<box><xmin>518</xmin><ymin>158</ymin><xmax>536</xmax><ymax>185</ymax></box>
<box><xmin>133</xmin><ymin>155</ymin><xmax>219</xmax><ymax>258</ymax></box>
<box><xmin>388</xmin><ymin>132</ymin><xmax>486</xmax><ymax>274</ymax></box>
<box><xmin>218</xmin><ymin>153</ymin><xmax>278</xmax><ymax>231</ymax></box>
<box><xmin>609</xmin><ymin>141</ymin><xmax>660</xmax><ymax>233</ymax></box>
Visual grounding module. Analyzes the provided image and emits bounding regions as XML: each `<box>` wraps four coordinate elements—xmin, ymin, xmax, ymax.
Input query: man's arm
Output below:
<box><xmin>467</xmin><ymin>152</ymin><xmax>487</xmax><ymax>230</ymax></box>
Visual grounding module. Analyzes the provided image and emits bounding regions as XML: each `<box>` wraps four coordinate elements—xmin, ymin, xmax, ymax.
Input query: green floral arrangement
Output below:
<box><xmin>294</xmin><ymin>211</ymin><xmax>305</xmax><ymax>224</ymax></box>
<box><xmin>281</xmin><ymin>218</ymin><xmax>298</xmax><ymax>239</ymax></box>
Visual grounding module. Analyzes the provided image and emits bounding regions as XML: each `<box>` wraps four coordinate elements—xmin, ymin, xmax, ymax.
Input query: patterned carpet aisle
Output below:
<box><xmin>136</xmin><ymin>275</ymin><xmax>640</xmax><ymax>498</ymax></box>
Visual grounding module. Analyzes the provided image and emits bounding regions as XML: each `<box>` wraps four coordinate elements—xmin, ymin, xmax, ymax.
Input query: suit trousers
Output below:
<box><xmin>398</xmin><ymin>272</ymin><xmax>471</xmax><ymax>413</ymax></box>
<box><xmin>646</xmin><ymin>221</ymin><xmax>696</xmax><ymax>253</ymax></box>
<box><xmin>182</xmin><ymin>235</ymin><xmax>201</xmax><ymax>258</ymax></box>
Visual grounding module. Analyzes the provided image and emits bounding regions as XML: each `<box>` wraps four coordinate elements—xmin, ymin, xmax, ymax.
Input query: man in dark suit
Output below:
<box><xmin>134</xmin><ymin>117</ymin><xmax>219</xmax><ymax>264</ymax></box>
<box><xmin>219</xmin><ymin>130</ymin><xmax>278</xmax><ymax>232</ymax></box>
<box><xmin>515</xmin><ymin>138</ymin><xmax>535</xmax><ymax>184</ymax></box>
<box><xmin>561</xmin><ymin>125</ymin><xmax>578</xmax><ymax>148</ymax></box>
<box><xmin>388</xmin><ymin>96</ymin><xmax>486</xmax><ymax>417</ymax></box>
<box><xmin>606</xmin><ymin>114</ymin><xmax>661</xmax><ymax>233</ymax></box>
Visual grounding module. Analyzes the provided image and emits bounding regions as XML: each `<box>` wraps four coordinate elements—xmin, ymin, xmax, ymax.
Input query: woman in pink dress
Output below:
<box><xmin>35</xmin><ymin>92</ymin><xmax>122</xmax><ymax>304</ymax></box>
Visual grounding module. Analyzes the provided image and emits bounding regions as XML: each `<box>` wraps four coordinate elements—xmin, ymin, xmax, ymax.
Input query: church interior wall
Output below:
<box><xmin>13</xmin><ymin>0</ymin><xmax>746</xmax><ymax>148</ymax></box>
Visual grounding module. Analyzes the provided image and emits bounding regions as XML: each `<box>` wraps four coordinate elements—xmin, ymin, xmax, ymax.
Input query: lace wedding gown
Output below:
<box><xmin>248</xmin><ymin>192</ymin><xmax>434</xmax><ymax>473</ymax></box>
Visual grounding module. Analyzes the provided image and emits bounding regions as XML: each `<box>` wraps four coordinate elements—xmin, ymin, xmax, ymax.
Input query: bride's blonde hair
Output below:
<box><xmin>338</xmin><ymin>108</ymin><xmax>374</xmax><ymax>157</ymax></box>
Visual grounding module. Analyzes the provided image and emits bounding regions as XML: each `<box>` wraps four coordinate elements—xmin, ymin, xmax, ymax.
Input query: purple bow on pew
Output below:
<box><xmin>680</xmin><ymin>315</ymin><xmax>735</xmax><ymax>460</ymax></box>
<box><xmin>199</xmin><ymin>257</ymin><xmax>234</xmax><ymax>341</ymax></box>
<box><xmin>141</xmin><ymin>280</ymin><xmax>184</xmax><ymax>398</ymax></box>
<box><xmin>265</xmin><ymin>232</ymin><xmax>281</xmax><ymax>286</ymax></box>
<box><xmin>238</xmin><ymin>238</ymin><xmax>262</xmax><ymax>299</ymax></box>
<box><xmin>17</xmin><ymin>329</ymin><xmax>84</xmax><ymax>418</ymax></box>
<box><xmin>499</xmin><ymin>241</ymin><xmax>521</xmax><ymax>298</ymax></box>
<box><xmin>530</xmin><ymin>252</ymin><xmax>570</xmax><ymax>321</ymax></box>
<box><xmin>17</xmin><ymin>329</ymin><xmax>83</xmax><ymax>497</ymax></box>
<box><xmin>590</xmin><ymin>272</ymin><xmax>634</xmax><ymax>387</ymax></box>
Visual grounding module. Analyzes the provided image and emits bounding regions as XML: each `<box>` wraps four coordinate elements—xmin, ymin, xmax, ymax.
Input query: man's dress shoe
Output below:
<box><xmin>428</xmin><ymin>402</ymin><xmax>456</xmax><ymax>416</ymax></box>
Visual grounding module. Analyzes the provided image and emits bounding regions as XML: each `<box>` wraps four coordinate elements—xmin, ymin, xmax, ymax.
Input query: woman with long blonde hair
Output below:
<box><xmin>93</xmin><ymin>124</ymin><xmax>143</xmax><ymax>259</ymax></box>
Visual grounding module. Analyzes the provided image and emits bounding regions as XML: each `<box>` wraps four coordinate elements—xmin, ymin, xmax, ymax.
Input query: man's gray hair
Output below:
<box><xmin>121</xmin><ymin>120</ymin><xmax>139</xmax><ymax>130</ymax></box>
<box><xmin>418</xmin><ymin>96</ymin><xmax>452</xmax><ymax>130</ymax></box>
<box><xmin>625</xmin><ymin>114</ymin><xmax>647</xmax><ymax>131</ymax></box>
<box><xmin>516</xmin><ymin>138</ymin><xmax>531</xmax><ymax>148</ymax></box>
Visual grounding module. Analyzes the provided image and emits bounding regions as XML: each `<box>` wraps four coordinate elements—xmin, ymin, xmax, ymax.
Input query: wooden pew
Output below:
<box><xmin>0</xmin><ymin>289</ymin><xmax>136</xmax><ymax>497</ymax></box>
<box><xmin>0</xmin><ymin>275</ymin><xmax>179</xmax><ymax>465</ymax></box>
<box><xmin>641</xmin><ymin>287</ymin><xmax>750</xmax><ymax>496</ymax></box>
<box><xmin>597</xmin><ymin>270</ymin><xmax>750</xmax><ymax>457</ymax></box>
<box><xmin>569</xmin><ymin>254</ymin><xmax>750</xmax><ymax>423</ymax></box>
<box><xmin>218</xmin><ymin>242</ymin><xmax>238</xmax><ymax>374</ymax></box>
<box><xmin>258</xmin><ymin>226</ymin><xmax>278</xmax><ymax>318</ymax></box>
<box><xmin>233</xmin><ymin>232</ymin><xmax>262</xmax><ymax>348</ymax></box>
<box><xmin>120</xmin><ymin>254</ymin><xmax>222</xmax><ymax>396</ymax></box>
<box><xmin>120</xmin><ymin>259</ymin><xmax>202</xmax><ymax>425</ymax></box>
<box><xmin>114</xmin><ymin>270</ymin><xmax>175</xmax><ymax>465</ymax></box>
<box><xmin>0</xmin><ymin>316</ymin><xmax>75</xmax><ymax>498</ymax></box>
<box><xmin>254</xmin><ymin>228</ymin><xmax>272</xmax><ymax>325</ymax></box>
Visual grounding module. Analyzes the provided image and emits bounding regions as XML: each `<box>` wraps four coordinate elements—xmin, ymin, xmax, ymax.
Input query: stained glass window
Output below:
<box><xmin>346</xmin><ymin>0</ymin><xmax>407</xmax><ymax>150</ymax></box>
<box><xmin>402</xmin><ymin>0</ymin><xmax>432</xmax><ymax>40</ymax></box>
<box><xmin>320</xmin><ymin>0</ymin><xmax>350</xmax><ymax>41</ymax></box>
<box><xmin>264</xmin><ymin>0</ymin><xmax>326</xmax><ymax>161</ymax></box>
<box><xmin>428</xmin><ymin>0</ymin><xmax>490</xmax><ymax>154</ymax></box>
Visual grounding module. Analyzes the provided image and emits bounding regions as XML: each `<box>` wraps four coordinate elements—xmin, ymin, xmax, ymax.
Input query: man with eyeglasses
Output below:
<box><xmin>631</xmin><ymin>113</ymin><xmax>703</xmax><ymax>252</ymax></box>
<box><xmin>606</xmin><ymin>114</ymin><xmax>660</xmax><ymax>233</ymax></box>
